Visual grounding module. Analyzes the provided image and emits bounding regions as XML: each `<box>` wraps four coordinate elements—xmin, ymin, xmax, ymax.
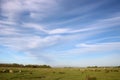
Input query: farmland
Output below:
<box><xmin>0</xmin><ymin>67</ymin><xmax>120</xmax><ymax>80</ymax></box>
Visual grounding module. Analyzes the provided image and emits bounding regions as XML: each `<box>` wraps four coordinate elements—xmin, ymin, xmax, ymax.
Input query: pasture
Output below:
<box><xmin>0</xmin><ymin>67</ymin><xmax>120</xmax><ymax>80</ymax></box>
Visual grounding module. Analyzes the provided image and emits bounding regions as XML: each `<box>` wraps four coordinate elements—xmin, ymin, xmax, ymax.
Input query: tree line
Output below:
<box><xmin>0</xmin><ymin>63</ymin><xmax>51</xmax><ymax>68</ymax></box>
<box><xmin>87</xmin><ymin>66</ymin><xmax>120</xmax><ymax>68</ymax></box>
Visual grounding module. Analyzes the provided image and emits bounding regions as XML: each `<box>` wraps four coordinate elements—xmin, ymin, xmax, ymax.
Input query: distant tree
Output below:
<box><xmin>87</xmin><ymin>66</ymin><xmax>98</xmax><ymax>68</ymax></box>
<box><xmin>0</xmin><ymin>63</ymin><xmax>51</xmax><ymax>68</ymax></box>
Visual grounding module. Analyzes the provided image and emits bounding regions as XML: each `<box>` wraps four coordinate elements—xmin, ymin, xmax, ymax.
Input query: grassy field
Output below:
<box><xmin>0</xmin><ymin>67</ymin><xmax>120</xmax><ymax>80</ymax></box>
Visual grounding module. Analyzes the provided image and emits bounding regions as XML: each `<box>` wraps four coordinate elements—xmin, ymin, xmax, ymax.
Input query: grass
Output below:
<box><xmin>0</xmin><ymin>67</ymin><xmax>120</xmax><ymax>80</ymax></box>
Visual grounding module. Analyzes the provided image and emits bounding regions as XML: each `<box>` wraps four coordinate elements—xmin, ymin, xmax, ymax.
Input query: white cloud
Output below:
<box><xmin>22</xmin><ymin>15</ymin><xmax>120</xmax><ymax>35</ymax></box>
<box><xmin>0</xmin><ymin>22</ymin><xmax>19</xmax><ymax>36</ymax></box>
<box><xmin>0</xmin><ymin>35</ymin><xmax>62</xmax><ymax>51</ymax></box>
<box><xmin>73</xmin><ymin>42</ymin><xmax>120</xmax><ymax>54</ymax></box>
<box><xmin>90</xmin><ymin>15</ymin><xmax>120</xmax><ymax>27</ymax></box>
<box><xmin>0</xmin><ymin>20</ymin><xmax>16</xmax><ymax>25</ymax></box>
<box><xmin>50</xmin><ymin>42</ymin><xmax>120</xmax><ymax>56</ymax></box>
<box><xmin>48</xmin><ymin>27</ymin><xmax>98</xmax><ymax>34</ymax></box>
<box><xmin>23</xmin><ymin>23</ymin><xmax>70</xmax><ymax>34</ymax></box>
<box><xmin>1</xmin><ymin>0</ymin><xmax>58</xmax><ymax>21</ymax></box>
<box><xmin>23</xmin><ymin>23</ymin><xmax>47</xmax><ymax>33</ymax></box>
<box><xmin>68</xmin><ymin>16</ymin><xmax>120</xmax><ymax>34</ymax></box>
<box><xmin>37</xmin><ymin>41</ymin><xmax>120</xmax><ymax>66</ymax></box>
<box><xmin>1</xmin><ymin>0</ymin><xmax>23</xmax><ymax>21</ymax></box>
<box><xmin>64</xmin><ymin>1</ymin><xmax>104</xmax><ymax>16</ymax></box>
<box><xmin>48</xmin><ymin>28</ymin><xmax>70</xmax><ymax>34</ymax></box>
<box><xmin>76</xmin><ymin>42</ymin><xmax>120</xmax><ymax>49</ymax></box>
<box><xmin>85</xmin><ymin>36</ymin><xmax>120</xmax><ymax>43</ymax></box>
<box><xmin>0</xmin><ymin>27</ymin><xmax>17</xmax><ymax>35</ymax></box>
<box><xmin>23</xmin><ymin>23</ymin><xmax>72</xmax><ymax>34</ymax></box>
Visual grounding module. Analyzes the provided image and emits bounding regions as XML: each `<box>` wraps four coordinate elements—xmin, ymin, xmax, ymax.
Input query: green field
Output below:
<box><xmin>0</xmin><ymin>67</ymin><xmax>120</xmax><ymax>80</ymax></box>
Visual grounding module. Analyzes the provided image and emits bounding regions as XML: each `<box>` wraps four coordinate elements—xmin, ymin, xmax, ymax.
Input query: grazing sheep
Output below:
<box><xmin>9</xmin><ymin>69</ymin><xmax>13</xmax><ymax>73</ymax></box>
<box><xmin>19</xmin><ymin>70</ymin><xmax>22</xmax><ymax>73</ymax></box>
<box><xmin>2</xmin><ymin>69</ymin><xmax>9</xmax><ymax>73</ymax></box>
<box><xmin>80</xmin><ymin>69</ymin><xmax>85</xmax><ymax>72</ymax></box>
<box><xmin>92</xmin><ymin>69</ymin><xmax>96</xmax><ymax>71</ymax></box>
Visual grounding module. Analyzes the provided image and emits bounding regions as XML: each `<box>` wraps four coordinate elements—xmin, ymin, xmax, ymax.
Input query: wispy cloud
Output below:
<box><xmin>75</xmin><ymin>42</ymin><xmax>120</xmax><ymax>54</ymax></box>
<box><xmin>53</xmin><ymin>42</ymin><xmax>120</xmax><ymax>56</ymax></box>
<box><xmin>0</xmin><ymin>35</ymin><xmax>63</xmax><ymax>51</ymax></box>
<box><xmin>0</xmin><ymin>21</ymin><xmax>19</xmax><ymax>36</ymax></box>
<box><xmin>76</xmin><ymin>42</ymin><xmax>120</xmax><ymax>49</ymax></box>
<box><xmin>1</xmin><ymin>0</ymin><xmax>58</xmax><ymax>21</ymax></box>
<box><xmin>22</xmin><ymin>23</ymin><xmax>47</xmax><ymax>33</ymax></box>
<box><xmin>85</xmin><ymin>36</ymin><xmax>120</xmax><ymax>43</ymax></box>
<box><xmin>0</xmin><ymin>20</ymin><xmax>16</xmax><ymax>25</ymax></box>
<box><xmin>22</xmin><ymin>16</ymin><xmax>120</xmax><ymax>35</ymax></box>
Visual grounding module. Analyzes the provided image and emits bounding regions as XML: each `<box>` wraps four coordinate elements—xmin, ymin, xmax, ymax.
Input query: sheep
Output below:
<box><xmin>9</xmin><ymin>69</ymin><xmax>13</xmax><ymax>73</ymax></box>
<box><xmin>19</xmin><ymin>70</ymin><xmax>22</xmax><ymax>73</ymax></box>
<box><xmin>2</xmin><ymin>69</ymin><xmax>9</xmax><ymax>73</ymax></box>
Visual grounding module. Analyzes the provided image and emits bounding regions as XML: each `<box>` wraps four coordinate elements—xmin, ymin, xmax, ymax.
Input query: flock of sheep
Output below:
<box><xmin>0</xmin><ymin>69</ymin><xmax>22</xmax><ymax>73</ymax></box>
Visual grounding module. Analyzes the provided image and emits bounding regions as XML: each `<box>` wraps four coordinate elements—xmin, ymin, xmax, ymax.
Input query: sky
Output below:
<box><xmin>0</xmin><ymin>0</ymin><xmax>120</xmax><ymax>67</ymax></box>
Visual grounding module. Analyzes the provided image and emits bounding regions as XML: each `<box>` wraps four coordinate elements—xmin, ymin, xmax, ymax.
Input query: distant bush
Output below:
<box><xmin>0</xmin><ymin>63</ymin><xmax>51</xmax><ymax>68</ymax></box>
<box><xmin>0</xmin><ymin>63</ymin><xmax>24</xmax><ymax>67</ymax></box>
<box><xmin>105</xmin><ymin>70</ymin><xmax>109</xmax><ymax>73</ymax></box>
<box><xmin>111</xmin><ymin>70</ymin><xmax>119</xmax><ymax>72</ymax></box>
<box><xmin>59</xmin><ymin>72</ymin><xmax>65</xmax><ymax>74</ymax></box>
<box><xmin>25</xmin><ymin>64</ymin><xmax>51</xmax><ymax>68</ymax></box>
<box><xmin>87</xmin><ymin>66</ymin><xmax>98</xmax><ymax>68</ymax></box>
<box><xmin>86</xmin><ymin>76</ymin><xmax>97</xmax><ymax>80</ymax></box>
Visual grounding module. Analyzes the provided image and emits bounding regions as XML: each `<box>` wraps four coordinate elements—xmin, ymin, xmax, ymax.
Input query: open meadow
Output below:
<box><xmin>0</xmin><ymin>67</ymin><xmax>120</xmax><ymax>80</ymax></box>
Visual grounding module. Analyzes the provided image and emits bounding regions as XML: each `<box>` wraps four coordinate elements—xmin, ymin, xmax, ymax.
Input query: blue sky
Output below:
<box><xmin>0</xmin><ymin>0</ymin><xmax>120</xmax><ymax>67</ymax></box>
